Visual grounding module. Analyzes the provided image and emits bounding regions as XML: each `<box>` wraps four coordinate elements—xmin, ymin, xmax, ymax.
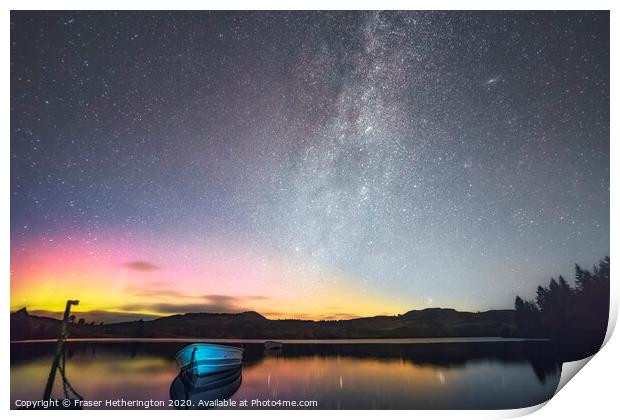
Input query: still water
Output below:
<box><xmin>11</xmin><ymin>339</ymin><xmax>561</xmax><ymax>409</ymax></box>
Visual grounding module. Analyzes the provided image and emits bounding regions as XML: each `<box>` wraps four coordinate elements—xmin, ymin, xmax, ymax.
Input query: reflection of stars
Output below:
<box><xmin>438</xmin><ymin>372</ymin><xmax>446</xmax><ymax>385</ymax></box>
<box><xmin>484</xmin><ymin>75</ymin><xmax>501</xmax><ymax>85</ymax></box>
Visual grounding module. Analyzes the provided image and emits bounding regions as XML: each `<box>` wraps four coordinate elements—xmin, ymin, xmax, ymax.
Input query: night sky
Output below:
<box><xmin>10</xmin><ymin>11</ymin><xmax>609</xmax><ymax>321</ymax></box>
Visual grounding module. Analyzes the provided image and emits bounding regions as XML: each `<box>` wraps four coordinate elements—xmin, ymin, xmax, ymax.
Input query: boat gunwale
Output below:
<box><xmin>174</xmin><ymin>343</ymin><xmax>244</xmax><ymax>366</ymax></box>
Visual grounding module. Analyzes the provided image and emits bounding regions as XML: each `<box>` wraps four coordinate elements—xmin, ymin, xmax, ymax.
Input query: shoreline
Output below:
<box><xmin>11</xmin><ymin>336</ymin><xmax>551</xmax><ymax>344</ymax></box>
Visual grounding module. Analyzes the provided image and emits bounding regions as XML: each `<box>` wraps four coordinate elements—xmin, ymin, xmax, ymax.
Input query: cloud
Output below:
<box><xmin>120</xmin><ymin>294</ymin><xmax>272</xmax><ymax>315</ymax></box>
<box><xmin>123</xmin><ymin>260</ymin><xmax>160</xmax><ymax>271</ymax></box>
<box><xmin>129</xmin><ymin>288</ymin><xmax>189</xmax><ymax>299</ymax></box>
<box><xmin>121</xmin><ymin>302</ymin><xmax>236</xmax><ymax>314</ymax></box>
<box><xmin>30</xmin><ymin>310</ymin><xmax>159</xmax><ymax>324</ymax></box>
<box><xmin>124</xmin><ymin>281</ymin><xmax>190</xmax><ymax>299</ymax></box>
<box><xmin>201</xmin><ymin>294</ymin><xmax>269</xmax><ymax>304</ymax></box>
<box><xmin>201</xmin><ymin>294</ymin><xmax>239</xmax><ymax>308</ymax></box>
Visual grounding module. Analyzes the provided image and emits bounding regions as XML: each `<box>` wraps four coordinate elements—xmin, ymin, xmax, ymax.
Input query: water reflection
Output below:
<box><xmin>170</xmin><ymin>366</ymin><xmax>242</xmax><ymax>408</ymax></box>
<box><xmin>11</xmin><ymin>340</ymin><xmax>562</xmax><ymax>409</ymax></box>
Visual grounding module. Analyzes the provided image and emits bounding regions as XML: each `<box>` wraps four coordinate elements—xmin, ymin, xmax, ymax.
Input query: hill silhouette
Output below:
<box><xmin>11</xmin><ymin>307</ymin><xmax>517</xmax><ymax>340</ymax></box>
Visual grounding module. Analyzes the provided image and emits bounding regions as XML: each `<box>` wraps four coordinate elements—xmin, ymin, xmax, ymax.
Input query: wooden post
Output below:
<box><xmin>42</xmin><ymin>300</ymin><xmax>79</xmax><ymax>400</ymax></box>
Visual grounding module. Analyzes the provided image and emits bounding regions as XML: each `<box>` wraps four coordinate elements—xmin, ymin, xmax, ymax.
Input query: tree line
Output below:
<box><xmin>514</xmin><ymin>256</ymin><xmax>609</xmax><ymax>357</ymax></box>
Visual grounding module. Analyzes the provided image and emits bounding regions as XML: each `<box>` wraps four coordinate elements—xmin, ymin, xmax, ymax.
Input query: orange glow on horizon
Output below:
<box><xmin>10</xmin><ymin>233</ymin><xmax>425</xmax><ymax>321</ymax></box>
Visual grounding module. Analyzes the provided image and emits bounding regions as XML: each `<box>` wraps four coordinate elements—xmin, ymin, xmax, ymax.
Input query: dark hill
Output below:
<box><xmin>10</xmin><ymin>307</ymin><xmax>517</xmax><ymax>341</ymax></box>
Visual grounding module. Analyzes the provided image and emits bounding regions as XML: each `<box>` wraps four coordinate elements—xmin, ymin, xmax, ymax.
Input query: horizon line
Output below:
<box><xmin>12</xmin><ymin>306</ymin><xmax>514</xmax><ymax>324</ymax></box>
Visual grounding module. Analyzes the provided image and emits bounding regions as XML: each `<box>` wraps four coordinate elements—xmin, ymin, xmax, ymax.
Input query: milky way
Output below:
<box><xmin>11</xmin><ymin>11</ymin><xmax>609</xmax><ymax>318</ymax></box>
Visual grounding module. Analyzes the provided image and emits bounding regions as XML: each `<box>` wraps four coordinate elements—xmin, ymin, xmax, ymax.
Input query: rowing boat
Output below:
<box><xmin>175</xmin><ymin>343</ymin><xmax>243</xmax><ymax>376</ymax></box>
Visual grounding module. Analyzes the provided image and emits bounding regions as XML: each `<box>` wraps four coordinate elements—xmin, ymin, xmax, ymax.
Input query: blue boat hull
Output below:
<box><xmin>175</xmin><ymin>344</ymin><xmax>243</xmax><ymax>376</ymax></box>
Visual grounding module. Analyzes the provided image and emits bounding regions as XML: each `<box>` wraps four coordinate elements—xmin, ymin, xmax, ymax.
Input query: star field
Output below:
<box><xmin>10</xmin><ymin>11</ymin><xmax>609</xmax><ymax>319</ymax></box>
